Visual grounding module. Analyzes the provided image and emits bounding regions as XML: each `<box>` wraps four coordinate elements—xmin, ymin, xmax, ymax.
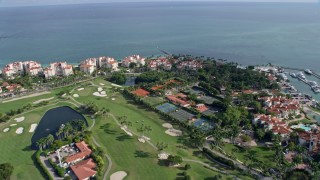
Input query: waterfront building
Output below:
<box><xmin>43</xmin><ymin>62</ymin><xmax>73</xmax><ymax>78</ymax></box>
<box><xmin>121</xmin><ymin>55</ymin><xmax>145</xmax><ymax>67</ymax></box>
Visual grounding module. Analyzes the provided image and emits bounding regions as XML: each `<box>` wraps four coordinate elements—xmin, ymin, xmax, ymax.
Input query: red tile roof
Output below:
<box><xmin>71</xmin><ymin>158</ymin><xmax>97</xmax><ymax>180</ymax></box>
<box><xmin>167</xmin><ymin>95</ymin><xmax>189</xmax><ymax>106</ymax></box>
<box><xmin>65</xmin><ymin>141</ymin><xmax>92</xmax><ymax>163</ymax></box>
<box><xmin>132</xmin><ymin>88</ymin><xmax>150</xmax><ymax>97</ymax></box>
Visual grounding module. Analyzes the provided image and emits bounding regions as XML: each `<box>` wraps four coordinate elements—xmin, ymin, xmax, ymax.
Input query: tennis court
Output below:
<box><xmin>156</xmin><ymin>103</ymin><xmax>178</xmax><ymax>113</ymax></box>
<box><xmin>169</xmin><ymin>109</ymin><xmax>195</xmax><ymax>122</ymax></box>
<box><xmin>193</xmin><ymin>118</ymin><xmax>214</xmax><ymax>131</ymax></box>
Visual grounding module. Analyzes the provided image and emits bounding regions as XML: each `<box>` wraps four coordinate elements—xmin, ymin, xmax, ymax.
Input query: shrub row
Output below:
<box><xmin>34</xmin><ymin>151</ymin><xmax>53</xmax><ymax>180</ymax></box>
<box><xmin>202</xmin><ymin>147</ymin><xmax>235</xmax><ymax>169</ymax></box>
<box><xmin>48</xmin><ymin>159</ymin><xmax>65</xmax><ymax>177</ymax></box>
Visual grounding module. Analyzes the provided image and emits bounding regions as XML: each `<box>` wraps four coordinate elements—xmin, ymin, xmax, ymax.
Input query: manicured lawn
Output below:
<box><xmin>223</xmin><ymin>143</ymin><xmax>276</xmax><ymax>168</ymax></box>
<box><xmin>143</xmin><ymin>96</ymin><xmax>166</xmax><ymax>106</ymax></box>
<box><xmin>0</xmin><ymin>101</ymin><xmax>79</xmax><ymax>180</ymax></box>
<box><xmin>0</xmin><ymin>78</ymin><xmax>253</xmax><ymax>180</ymax></box>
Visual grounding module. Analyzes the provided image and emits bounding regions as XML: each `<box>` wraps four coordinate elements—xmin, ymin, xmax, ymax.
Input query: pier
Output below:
<box><xmin>312</xmin><ymin>71</ymin><xmax>320</xmax><ymax>80</ymax></box>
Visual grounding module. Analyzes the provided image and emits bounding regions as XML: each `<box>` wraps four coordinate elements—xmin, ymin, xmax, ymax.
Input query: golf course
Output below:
<box><xmin>0</xmin><ymin>78</ymin><xmax>252</xmax><ymax>180</ymax></box>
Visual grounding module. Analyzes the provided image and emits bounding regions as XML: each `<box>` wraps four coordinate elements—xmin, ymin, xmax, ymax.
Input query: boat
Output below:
<box><xmin>309</xmin><ymin>81</ymin><xmax>318</xmax><ymax>86</ymax></box>
<box><xmin>305</xmin><ymin>69</ymin><xmax>312</xmax><ymax>75</ymax></box>
<box><xmin>312</xmin><ymin>86</ymin><xmax>320</xmax><ymax>93</ymax></box>
<box><xmin>289</xmin><ymin>72</ymin><xmax>297</xmax><ymax>78</ymax></box>
<box><xmin>297</xmin><ymin>72</ymin><xmax>306</xmax><ymax>79</ymax></box>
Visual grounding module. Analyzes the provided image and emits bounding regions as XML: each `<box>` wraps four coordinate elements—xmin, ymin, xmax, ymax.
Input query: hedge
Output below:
<box><xmin>49</xmin><ymin>158</ymin><xmax>65</xmax><ymax>177</ymax></box>
<box><xmin>202</xmin><ymin>147</ymin><xmax>235</xmax><ymax>169</ymax></box>
<box><xmin>34</xmin><ymin>150</ymin><xmax>53</xmax><ymax>180</ymax></box>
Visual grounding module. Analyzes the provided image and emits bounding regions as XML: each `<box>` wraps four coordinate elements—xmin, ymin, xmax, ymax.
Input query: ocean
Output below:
<box><xmin>0</xmin><ymin>2</ymin><xmax>320</xmax><ymax>98</ymax></box>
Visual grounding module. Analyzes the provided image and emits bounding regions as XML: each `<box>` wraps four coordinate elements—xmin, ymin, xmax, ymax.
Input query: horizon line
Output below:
<box><xmin>0</xmin><ymin>1</ymin><xmax>317</xmax><ymax>8</ymax></box>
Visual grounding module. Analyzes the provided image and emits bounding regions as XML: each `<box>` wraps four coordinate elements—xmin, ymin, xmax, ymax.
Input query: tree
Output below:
<box><xmin>185</xmin><ymin>163</ymin><xmax>191</xmax><ymax>170</ymax></box>
<box><xmin>255</xmin><ymin>128</ymin><xmax>266</xmax><ymax>141</ymax></box>
<box><xmin>0</xmin><ymin>163</ymin><xmax>13</xmax><ymax>180</ymax></box>
<box><xmin>109</xmin><ymin>73</ymin><xmax>126</xmax><ymax>85</ymax></box>
<box><xmin>156</xmin><ymin>142</ymin><xmax>168</xmax><ymax>152</ymax></box>
<box><xmin>129</xmin><ymin>62</ymin><xmax>137</xmax><ymax>69</ymax></box>
<box><xmin>167</xmin><ymin>155</ymin><xmax>182</xmax><ymax>166</ymax></box>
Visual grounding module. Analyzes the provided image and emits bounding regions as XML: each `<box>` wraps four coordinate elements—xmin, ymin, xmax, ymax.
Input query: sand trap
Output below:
<box><xmin>14</xmin><ymin>117</ymin><xmax>25</xmax><ymax>122</ymax></box>
<box><xmin>142</xmin><ymin>136</ymin><xmax>151</xmax><ymax>141</ymax></box>
<box><xmin>62</xmin><ymin>93</ymin><xmax>67</xmax><ymax>97</ymax></box>
<box><xmin>29</xmin><ymin>124</ymin><xmax>37</xmax><ymax>133</ymax></box>
<box><xmin>158</xmin><ymin>152</ymin><xmax>169</xmax><ymax>160</ymax></box>
<box><xmin>99</xmin><ymin>83</ymin><xmax>105</xmax><ymax>86</ymax></box>
<box><xmin>73</xmin><ymin>94</ymin><xmax>79</xmax><ymax>98</ymax></box>
<box><xmin>110</xmin><ymin>171</ymin><xmax>127</xmax><ymax>180</ymax></box>
<box><xmin>111</xmin><ymin>83</ymin><xmax>122</xmax><ymax>87</ymax></box>
<box><xmin>101</xmin><ymin>91</ymin><xmax>106</xmax><ymax>95</ymax></box>
<box><xmin>16</xmin><ymin>127</ymin><xmax>23</xmax><ymax>134</ymax></box>
<box><xmin>165</xmin><ymin>128</ymin><xmax>182</xmax><ymax>137</ymax></box>
<box><xmin>162</xmin><ymin>123</ymin><xmax>173</xmax><ymax>129</ymax></box>
<box><xmin>77</xmin><ymin>88</ymin><xmax>84</xmax><ymax>91</ymax></box>
<box><xmin>138</xmin><ymin>138</ymin><xmax>146</xmax><ymax>143</ymax></box>
<box><xmin>98</xmin><ymin>87</ymin><xmax>103</xmax><ymax>92</ymax></box>
<box><xmin>93</xmin><ymin>92</ymin><xmax>107</xmax><ymax>97</ymax></box>
<box><xmin>10</xmin><ymin>124</ymin><xmax>17</xmax><ymax>127</ymax></box>
<box><xmin>33</xmin><ymin>97</ymin><xmax>54</xmax><ymax>104</ymax></box>
<box><xmin>111</xmin><ymin>98</ymin><xmax>115</xmax><ymax>101</ymax></box>
<box><xmin>3</xmin><ymin>128</ymin><xmax>9</xmax><ymax>132</ymax></box>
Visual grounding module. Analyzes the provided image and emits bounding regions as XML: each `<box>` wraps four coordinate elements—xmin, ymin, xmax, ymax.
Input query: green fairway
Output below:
<box><xmin>0</xmin><ymin>78</ymin><xmax>252</xmax><ymax>180</ymax></box>
<box><xmin>0</xmin><ymin>101</ymin><xmax>79</xmax><ymax>180</ymax></box>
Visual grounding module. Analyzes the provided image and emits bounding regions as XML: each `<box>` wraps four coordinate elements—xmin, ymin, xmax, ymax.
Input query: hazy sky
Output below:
<box><xmin>0</xmin><ymin>0</ymin><xmax>318</xmax><ymax>7</ymax></box>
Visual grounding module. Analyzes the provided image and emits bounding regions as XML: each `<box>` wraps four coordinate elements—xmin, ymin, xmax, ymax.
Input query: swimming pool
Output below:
<box><xmin>291</xmin><ymin>124</ymin><xmax>311</xmax><ymax>132</ymax></box>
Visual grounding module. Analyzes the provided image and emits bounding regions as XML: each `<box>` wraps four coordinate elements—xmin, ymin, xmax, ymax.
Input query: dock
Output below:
<box><xmin>312</xmin><ymin>71</ymin><xmax>320</xmax><ymax>80</ymax></box>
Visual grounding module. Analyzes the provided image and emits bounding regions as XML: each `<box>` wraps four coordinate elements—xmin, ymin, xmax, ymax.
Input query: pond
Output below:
<box><xmin>31</xmin><ymin>106</ymin><xmax>87</xmax><ymax>149</ymax></box>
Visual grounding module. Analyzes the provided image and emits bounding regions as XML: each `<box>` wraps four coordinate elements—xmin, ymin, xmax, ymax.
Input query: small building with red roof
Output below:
<box><xmin>132</xmin><ymin>88</ymin><xmax>150</xmax><ymax>97</ymax></box>
<box><xmin>70</xmin><ymin>158</ymin><xmax>97</xmax><ymax>180</ymax></box>
<box><xmin>65</xmin><ymin>141</ymin><xmax>92</xmax><ymax>164</ymax></box>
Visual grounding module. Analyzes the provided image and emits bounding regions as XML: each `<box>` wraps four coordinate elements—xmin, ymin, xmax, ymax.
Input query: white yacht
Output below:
<box><xmin>297</xmin><ymin>72</ymin><xmax>306</xmax><ymax>79</ymax></box>
<box><xmin>305</xmin><ymin>69</ymin><xmax>312</xmax><ymax>75</ymax></box>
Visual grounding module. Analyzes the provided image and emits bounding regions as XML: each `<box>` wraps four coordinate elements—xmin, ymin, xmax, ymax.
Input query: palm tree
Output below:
<box><xmin>46</xmin><ymin>134</ymin><xmax>54</xmax><ymax>148</ymax></box>
<box><xmin>36</xmin><ymin>139</ymin><xmax>44</xmax><ymax>150</ymax></box>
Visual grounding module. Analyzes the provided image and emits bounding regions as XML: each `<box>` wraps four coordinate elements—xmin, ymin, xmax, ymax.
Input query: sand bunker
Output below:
<box><xmin>73</xmin><ymin>94</ymin><xmax>79</xmax><ymax>98</ymax></box>
<box><xmin>111</xmin><ymin>83</ymin><xmax>122</xmax><ymax>87</ymax></box>
<box><xmin>33</xmin><ymin>97</ymin><xmax>54</xmax><ymax>104</ymax></box>
<box><xmin>29</xmin><ymin>124</ymin><xmax>37</xmax><ymax>133</ymax></box>
<box><xmin>14</xmin><ymin>117</ymin><xmax>25</xmax><ymax>122</ymax></box>
<box><xmin>112</xmin><ymin>98</ymin><xmax>115</xmax><ymax>101</ymax></box>
<box><xmin>10</xmin><ymin>124</ymin><xmax>17</xmax><ymax>127</ymax></box>
<box><xmin>77</xmin><ymin>88</ymin><xmax>84</xmax><ymax>91</ymax></box>
<box><xmin>16</xmin><ymin>127</ymin><xmax>23</xmax><ymax>134</ymax></box>
<box><xmin>110</xmin><ymin>171</ymin><xmax>127</xmax><ymax>180</ymax></box>
<box><xmin>162</xmin><ymin>123</ymin><xmax>173</xmax><ymax>129</ymax></box>
<box><xmin>99</xmin><ymin>83</ymin><xmax>105</xmax><ymax>86</ymax></box>
<box><xmin>3</xmin><ymin>128</ymin><xmax>9</xmax><ymax>132</ymax></box>
<box><xmin>165</xmin><ymin>128</ymin><xmax>182</xmax><ymax>137</ymax></box>
<box><xmin>98</xmin><ymin>87</ymin><xmax>103</xmax><ymax>92</ymax></box>
<box><xmin>138</xmin><ymin>138</ymin><xmax>146</xmax><ymax>143</ymax></box>
<box><xmin>158</xmin><ymin>152</ymin><xmax>169</xmax><ymax>160</ymax></box>
<box><xmin>93</xmin><ymin>92</ymin><xmax>107</xmax><ymax>97</ymax></box>
<box><xmin>142</xmin><ymin>136</ymin><xmax>151</xmax><ymax>141</ymax></box>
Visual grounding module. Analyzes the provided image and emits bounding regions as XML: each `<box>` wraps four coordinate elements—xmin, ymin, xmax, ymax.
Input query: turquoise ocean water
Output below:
<box><xmin>0</xmin><ymin>2</ymin><xmax>319</xmax><ymax>98</ymax></box>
